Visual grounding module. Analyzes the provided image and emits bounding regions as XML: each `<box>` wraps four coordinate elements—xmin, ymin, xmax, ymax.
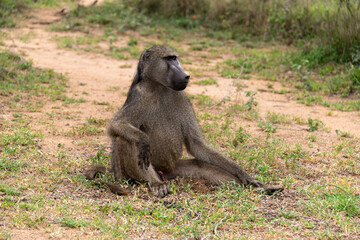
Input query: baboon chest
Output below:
<box><xmin>141</xmin><ymin>99</ymin><xmax>186</xmax><ymax>171</ymax></box>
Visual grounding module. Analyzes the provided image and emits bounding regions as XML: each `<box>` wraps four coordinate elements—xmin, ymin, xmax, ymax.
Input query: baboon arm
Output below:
<box><xmin>107</xmin><ymin>120</ymin><xmax>150</xmax><ymax>169</ymax></box>
<box><xmin>107</xmin><ymin>120</ymin><xmax>148</xmax><ymax>143</ymax></box>
<box><xmin>185</xmin><ymin>136</ymin><xmax>257</xmax><ymax>187</ymax></box>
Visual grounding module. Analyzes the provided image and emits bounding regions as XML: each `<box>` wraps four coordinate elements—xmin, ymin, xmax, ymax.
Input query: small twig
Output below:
<box><xmin>213</xmin><ymin>213</ymin><xmax>228</xmax><ymax>236</ymax></box>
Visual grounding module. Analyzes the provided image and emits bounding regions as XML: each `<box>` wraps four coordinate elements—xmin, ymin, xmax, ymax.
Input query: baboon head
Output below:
<box><xmin>139</xmin><ymin>45</ymin><xmax>190</xmax><ymax>91</ymax></box>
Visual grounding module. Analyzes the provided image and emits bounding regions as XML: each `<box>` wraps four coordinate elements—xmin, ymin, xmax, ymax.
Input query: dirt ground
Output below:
<box><xmin>1</xmin><ymin>4</ymin><xmax>360</xmax><ymax>240</ymax></box>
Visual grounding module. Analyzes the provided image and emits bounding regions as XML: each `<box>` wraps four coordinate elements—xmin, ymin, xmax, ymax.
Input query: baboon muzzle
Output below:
<box><xmin>173</xmin><ymin>74</ymin><xmax>190</xmax><ymax>91</ymax></box>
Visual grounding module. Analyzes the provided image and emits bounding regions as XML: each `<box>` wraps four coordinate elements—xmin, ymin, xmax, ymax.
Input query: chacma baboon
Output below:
<box><xmin>87</xmin><ymin>45</ymin><xmax>283</xmax><ymax>197</ymax></box>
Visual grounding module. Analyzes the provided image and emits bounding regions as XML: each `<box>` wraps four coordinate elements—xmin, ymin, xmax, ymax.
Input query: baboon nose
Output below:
<box><xmin>185</xmin><ymin>75</ymin><xmax>190</xmax><ymax>82</ymax></box>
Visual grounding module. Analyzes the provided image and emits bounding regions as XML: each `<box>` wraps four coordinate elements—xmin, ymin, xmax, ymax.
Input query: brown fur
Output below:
<box><xmin>86</xmin><ymin>45</ymin><xmax>283</xmax><ymax>197</ymax></box>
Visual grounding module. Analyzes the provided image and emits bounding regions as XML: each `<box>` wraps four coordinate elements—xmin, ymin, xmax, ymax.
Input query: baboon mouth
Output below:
<box><xmin>172</xmin><ymin>81</ymin><xmax>188</xmax><ymax>91</ymax></box>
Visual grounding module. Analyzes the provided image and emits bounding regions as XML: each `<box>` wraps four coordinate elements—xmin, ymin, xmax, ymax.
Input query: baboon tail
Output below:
<box><xmin>84</xmin><ymin>164</ymin><xmax>130</xmax><ymax>196</ymax></box>
<box><xmin>104</xmin><ymin>182</ymin><xmax>130</xmax><ymax>195</ymax></box>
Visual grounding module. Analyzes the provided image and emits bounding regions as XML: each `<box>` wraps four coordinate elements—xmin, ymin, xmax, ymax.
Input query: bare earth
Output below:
<box><xmin>1</xmin><ymin>4</ymin><xmax>360</xmax><ymax>240</ymax></box>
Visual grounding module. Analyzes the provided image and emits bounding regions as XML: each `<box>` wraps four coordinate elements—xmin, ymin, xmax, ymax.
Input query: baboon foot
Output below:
<box><xmin>84</xmin><ymin>164</ymin><xmax>107</xmax><ymax>180</ymax></box>
<box><xmin>249</xmin><ymin>180</ymin><xmax>283</xmax><ymax>195</ymax></box>
<box><xmin>254</xmin><ymin>185</ymin><xmax>284</xmax><ymax>195</ymax></box>
<box><xmin>150</xmin><ymin>182</ymin><xmax>170</xmax><ymax>198</ymax></box>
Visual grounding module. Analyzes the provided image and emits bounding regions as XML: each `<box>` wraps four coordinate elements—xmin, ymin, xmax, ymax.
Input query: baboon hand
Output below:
<box><xmin>150</xmin><ymin>182</ymin><xmax>170</xmax><ymax>198</ymax></box>
<box><xmin>137</xmin><ymin>137</ymin><xmax>150</xmax><ymax>170</ymax></box>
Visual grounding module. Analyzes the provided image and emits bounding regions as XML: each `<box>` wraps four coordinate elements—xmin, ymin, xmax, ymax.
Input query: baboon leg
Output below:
<box><xmin>185</xmin><ymin>138</ymin><xmax>284</xmax><ymax>195</ymax></box>
<box><xmin>111</xmin><ymin>139</ymin><xmax>124</xmax><ymax>181</ymax></box>
<box><xmin>164</xmin><ymin>159</ymin><xmax>239</xmax><ymax>185</ymax></box>
<box><xmin>165</xmin><ymin>159</ymin><xmax>283</xmax><ymax>195</ymax></box>
<box><xmin>112</xmin><ymin>138</ymin><xmax>169</xmax><ymax>197</ymax></box>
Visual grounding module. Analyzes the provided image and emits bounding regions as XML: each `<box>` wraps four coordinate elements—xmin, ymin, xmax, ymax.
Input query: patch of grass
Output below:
<box><xmin>107</xmin><ymin>45</ymin><xmax>140</xmax><ymax>60</ymax></box>
<box><xmin>0</xmin><ymin>51</ymin><xmax>68</xmax><ymax>110</ymax></box>
<box><xmin>335</xmin><ymin>130</ymin><xmax>353</xmax><ymax>138</ymax></box>
<box><xmin>60</xmin><ymin>96</ymin><xmax>86</xmax><ymax>104</ymax></box>
<box><xmin>56</xmin><ymin>217</ymin><xmax>90</xmax><ymax>228</ymax></box>
<box><xmin>292</xmin><ymin>116</ymin><xmax>306</xmax><ymax>125</ymax></box>
<box><xmin>0</xmin><ymin>183</ymin><xmax>20</xmax><ymax>196</ymax></box>
<box><xmin>257</xmin><ymin>121</ymin><xmax>278</xmax><ymax>133</ymax></box>
<box><xmin>0</xmin><ymin>126</ymin><xmax>42</xmax><ymax>174</ymax></box>
<box><xmin>272</xmin><ymin>88</ymin><xmax>291</xmax><ymax>94</ymax></box>
<box><xmin>93</xmin><ymin>100</ymin><xmax>109</xmax><ymax>105</ymax></box>
<box><xmin>87</xmin><ymin>117</ymin><xmax>108</xmax><ymax>127</ymax></box>
<box><xmin>0</xmin><ymin>127</ymin><xmax>43</xmax><ymax>146</ymax></box>
<box><xmin>67</xmin><ymin>124</ymin><xmax>102</xmax><ymax>136</ymax></box>
<box><xmin>127</xmin><ymin>36</ymin><xmax>138</xmax><ymax>46</ymax></box>
<box><xmin>52</xmin><ymin>35</ymin><xmax>102</xmax><ymax>50</ymax></box>
<box><xmin>193</xmin><ymin>94</ymin><xmax>214</xmax><ymax>107</ymax></box>
<box><xmin>90</xmin><ymin>146</ymin><xmax>111</xmax><ymax>166</ymax></box>
<box><xmin>0</xmin><ymin>0</ymin><xmax>27</xmax><ymax>28</ymax></box>
<box><xmin>52</xmin><ymin>1</ymin><xmax>148</xmax><ymax>33</ymax></box>
<box><xmin>224</xmin><ymin>58</ymin><xmax>253</xmax><ymax>74</ymax></box>
<box><xmin>119</xmin><ymin>63</ymin><xmax>132</xmax><ymax>68</ymax></box>
<box><xmin>296</xmin><ymin>94</ymin><xmax>330</xmax><ymax>107</ymax></box>
<box><xmin>193</xmin><ymin>78</ymin><xmax>217</xmax><ymax>86</ymax></box>
<box><xmin>331</xmin><ymin>100</ymin><xmax>360</xmax><ymax>111</ymax></box>
<box><xmin>302</xmin><ymin>184</ymin><xmax>360</xmax><ymax>219</ymax></box>
<box><xmin>265</xmin><ymin>112</ymin><xmax>292</xmax><ymax>124</ymax></box>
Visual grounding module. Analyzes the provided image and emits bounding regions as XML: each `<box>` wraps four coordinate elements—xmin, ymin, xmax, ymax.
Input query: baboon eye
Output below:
<box><xmin>165</xmin><ymin>56</ymin><xmax>177</xmax><ymax>61</ymax></box>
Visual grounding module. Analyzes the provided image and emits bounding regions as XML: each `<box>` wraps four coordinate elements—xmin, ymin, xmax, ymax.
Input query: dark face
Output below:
<box><xmin>142</xmin><ymin>46</ymin><xmax>190</xmax><ymax>91</ymax></box>
<box><xmin>164</xmin><ymin>55</ymin><xmax>190</xmax><ymax>91</ymax></box>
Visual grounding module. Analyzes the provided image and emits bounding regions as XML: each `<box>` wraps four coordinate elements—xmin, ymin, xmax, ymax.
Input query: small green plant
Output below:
<box><xmin>307</xmin><ymin>118</ymin><xmax>323</xmax><ymax>132</ymax></box>
<box><xmin>127</xmin><ymin>37</ymin><xmax>138</xmax><ymax>46</ymax></box>
<box><xmin>244</xmin><ymin>91</ymin><xmax>257</xmax><ymax>110</ymax></box>
<box><xmin>335</xmin><ymin>129</ymin><xmax>352</xmax><ymax>138</ymax></box>
<box><xmin>232</xmin><ymin>126</ymin><xmax>250</xmax><ymax>147</ymax></box>
<box><xmin>266</xmin><ymin>82</ymin><xmax>273</xmax><ymax>88</ymax></box>
<box><xmin>257</xmin><ymin>122</ymin><xmax>278</xmax><ymax>133</ymax></box>
<box><xmin>308</xmin><ymin>134</ymin><xmax>317</xmax><ymax>142</ymax></box>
